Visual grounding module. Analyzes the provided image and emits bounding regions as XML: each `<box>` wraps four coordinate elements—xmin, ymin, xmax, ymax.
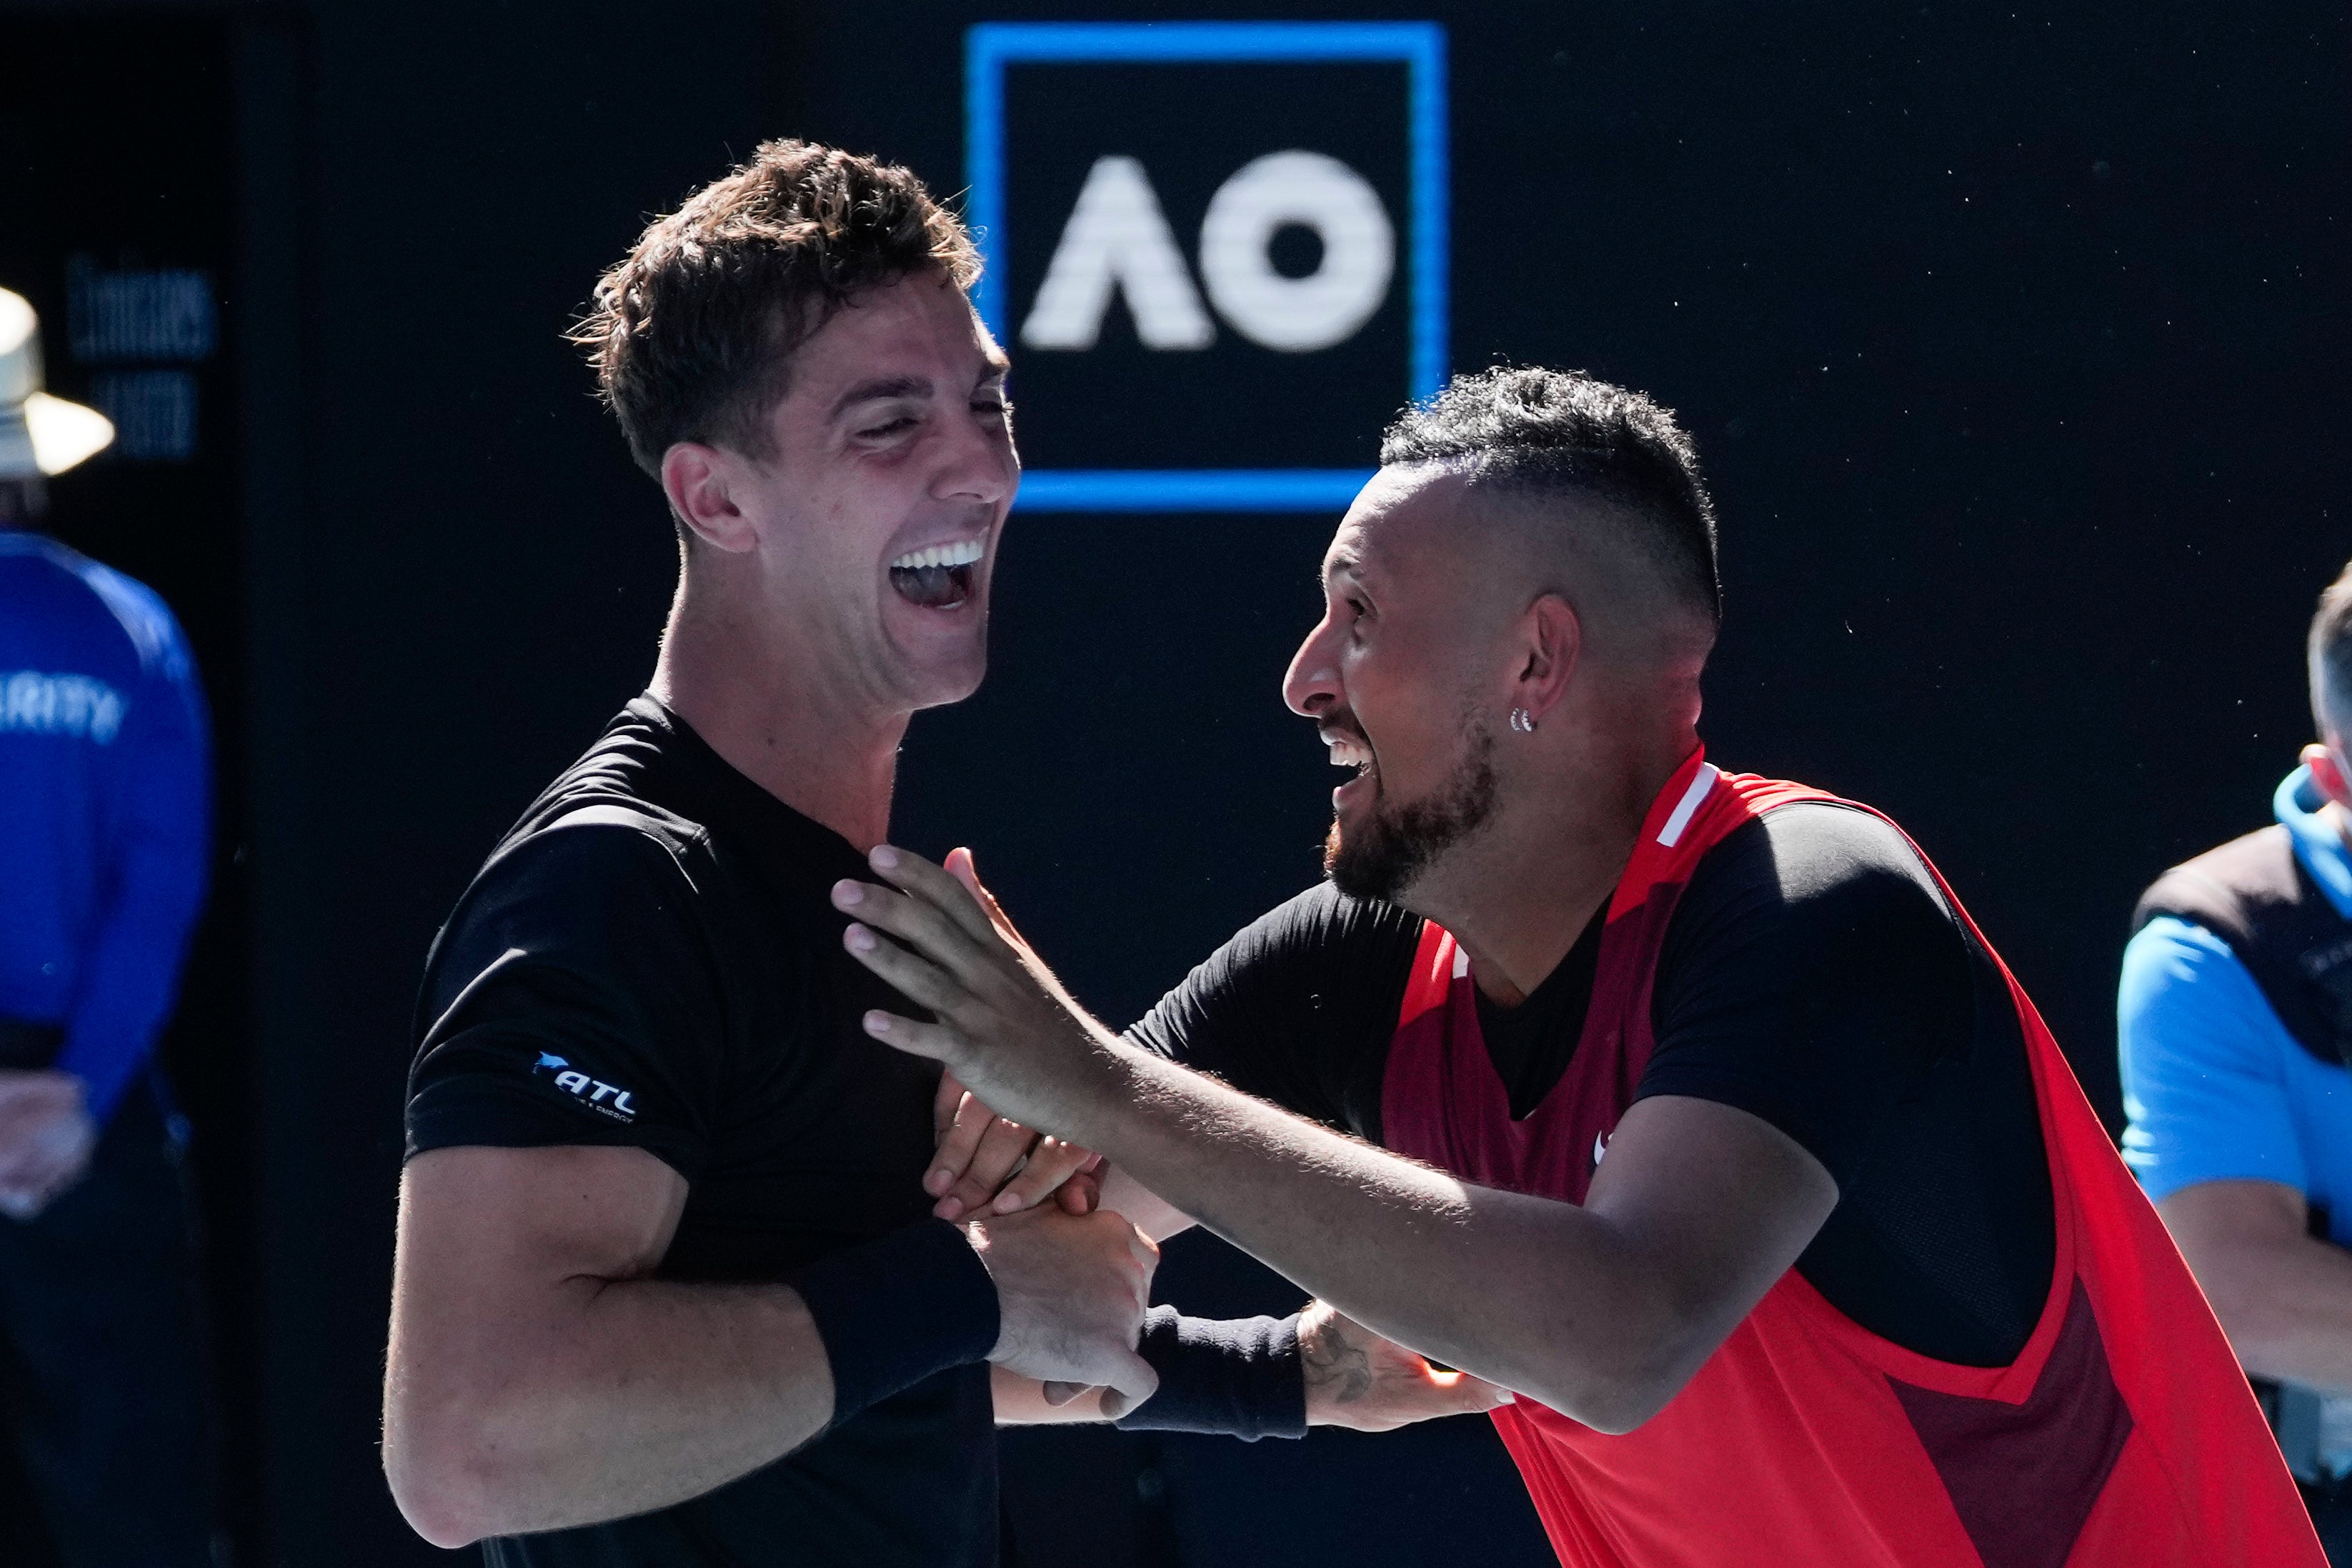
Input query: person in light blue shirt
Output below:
<box><xmin>2121</xmin><ymin>555</ymin><xmax>2352</xmax><ymax>1559</ymax></box>
<box><xmin>2120</xmin><ymin>765</ymin><xmax>2352</xmax><ymax>1229</ymax></box>
<box><xmin>0</xmin><ymin>284</ymin><xmax>214</xmax><ymax>1566</ymax></box>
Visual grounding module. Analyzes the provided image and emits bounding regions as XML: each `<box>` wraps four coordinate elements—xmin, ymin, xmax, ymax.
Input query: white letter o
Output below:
<box><xmin>1197</xmin><ymin>151</ymin><xmax>1395</xmax><ymax>352</ymax></box>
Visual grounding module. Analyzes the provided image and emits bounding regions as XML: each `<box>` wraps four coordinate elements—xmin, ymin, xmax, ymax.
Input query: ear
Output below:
<box><xmin>2304</xmin><ymin>741</ymin><xmax>2352</xmax><ymax>809</ymax></box>
<box><xmin>1512</xmin><ymin>594</ymin><xmax>1582</xmax><ymax>725</ymax></box>
<box><xmin>659</xmin><ymin>441</ymin><xmax>759</xmax><ymax>554</ymax></box>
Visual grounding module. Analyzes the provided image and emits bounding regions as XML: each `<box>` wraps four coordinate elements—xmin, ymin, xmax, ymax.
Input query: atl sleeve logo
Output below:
<box><xmin>966</xmin><ymin>21</ymin><xmax>1448</xmax><ymax>513</ymax></box>
<box><xmin>532</xmin><ymin>1052</ymin><xmax>637</xmax><ymax>1121</ymax></box>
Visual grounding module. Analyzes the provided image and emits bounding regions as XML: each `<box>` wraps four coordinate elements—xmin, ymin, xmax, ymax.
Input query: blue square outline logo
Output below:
<box><xmin>965</xmin><ymin>21</ymin><xmax>1449</xmax><ymax>513</ymax></box>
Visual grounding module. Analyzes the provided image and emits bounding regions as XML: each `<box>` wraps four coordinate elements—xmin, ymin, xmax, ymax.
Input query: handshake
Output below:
<box><xmin>0</xmin><ymin>1069</ymin><xmax>96</xmax><ymax>1221</ymax></box>
<box><xmin>936</xmin><ymin>1073</ymin><xmax>1510</xmax><ymax>1434</ymax></box>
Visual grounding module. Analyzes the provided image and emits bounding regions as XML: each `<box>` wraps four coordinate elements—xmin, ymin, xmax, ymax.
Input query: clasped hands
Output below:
<box><xmin>833</xmin><ymin>846</ymin><xmax>1509</xmax><ymax>1432</ymax></box>
<box><xmin>832</xmin><ymin>844</ymin><xmax>1117</xmax><ymax>1145</ymax></box>
<box><xmin>0</xmin><ymin>1069</ymin><xmax>96</xmax><ymax>1221</ymax></box>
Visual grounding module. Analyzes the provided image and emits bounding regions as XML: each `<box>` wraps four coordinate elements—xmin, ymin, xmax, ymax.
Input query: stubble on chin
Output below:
<box><xmin>1322</xmin><ymin>722</ymin><xmax>1500</xmax><ymax>904</ymax></box>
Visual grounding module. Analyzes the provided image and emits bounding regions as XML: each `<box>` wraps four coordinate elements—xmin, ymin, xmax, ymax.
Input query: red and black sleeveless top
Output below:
<box><xmin>1380</xmin><ymin>752</ymin><xmax>2321</xmax><ymax>1568</ymax></box>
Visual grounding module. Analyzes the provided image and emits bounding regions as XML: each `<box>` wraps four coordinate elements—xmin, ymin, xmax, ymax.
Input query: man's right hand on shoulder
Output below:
<box><xmin>965</xmin><ymin>1205</ymin><xmax>1159</xmax><ymax>1417</ymax></box>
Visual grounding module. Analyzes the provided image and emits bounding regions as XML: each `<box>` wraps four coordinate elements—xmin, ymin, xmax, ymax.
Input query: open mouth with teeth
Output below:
<box><xmin>888</xmin><ymin>538</ymin><xmax>985</xmax><ymax>610</ymax></box>
<box><xmin>1324</xmin><ymin>726</ymin><xmax>1377</xmax><ymax>805</ymax></box>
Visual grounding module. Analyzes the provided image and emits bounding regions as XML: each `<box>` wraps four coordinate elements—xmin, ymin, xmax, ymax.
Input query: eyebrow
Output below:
<box><xmin>829</xmin><ymin>359</ymin><xmax>1012</xmax><ymax>421</ymax></box>
<box><xmin>829</xmin><ymin>375</ymin><xmax>930</xmax><ymax>419</ymax></box>
<box><xmin>1322</xmin><ymin>549</ymin><xmax>1364</xmax><ymax>585</ymax></box>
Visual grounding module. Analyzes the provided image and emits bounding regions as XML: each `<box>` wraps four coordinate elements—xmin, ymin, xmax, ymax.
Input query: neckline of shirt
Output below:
<box><xmin>626</xmin><ymin>692</ymin><xmax>872</xmax><ymax>884</ymax></box>
<box><xmin>2275</xmin><ymin>764</ymin><xmax>2352</xmax><ymax>920</ymax></box>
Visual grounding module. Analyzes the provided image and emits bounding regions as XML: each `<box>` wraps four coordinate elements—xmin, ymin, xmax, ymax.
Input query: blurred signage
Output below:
<box><xmin>67</xmin><ymin>261</ymin><xmax>216</xmax><ymax>363</ymax></box>
<box><xmin>66</xmin><ymin>257</ymin><xmax>216</xmax><ymax>463</ymax></box>
<box><xmin>966</xmin><ymin>21</ymin><xmax>1447</xmax><ymax>511</ymax></box>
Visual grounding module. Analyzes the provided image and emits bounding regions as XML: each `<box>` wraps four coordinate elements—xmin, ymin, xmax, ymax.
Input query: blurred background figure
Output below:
<box><xmin>2121</xmin><ymin>559</ymin><xmax>2352</xmax><ymax>1562</ymax></box>
<box><xmin>0</xmin><ymin>286</ymin><xmax>216</xmax><ymax>1564</ymax></box>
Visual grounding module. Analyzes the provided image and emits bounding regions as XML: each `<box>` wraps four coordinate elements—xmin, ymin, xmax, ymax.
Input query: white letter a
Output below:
<box><xmin>1020</xmin><ymin>156</ymin><xmax>1214</xmax><ymax>351</ymax></box>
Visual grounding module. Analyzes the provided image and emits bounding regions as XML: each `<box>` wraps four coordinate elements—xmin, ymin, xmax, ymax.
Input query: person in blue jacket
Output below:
<box><xmin>2121</xmin><ymin>555</ymin><xmax>2352</xmax><ymax>1559</ymax></box>
<box><xmin>0</xmin><ymin>286</ymin><xmax>214</xmax><ymax>1564</ymax></box>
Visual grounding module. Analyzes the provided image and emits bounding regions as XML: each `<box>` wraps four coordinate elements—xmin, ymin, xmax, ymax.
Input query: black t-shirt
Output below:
<box><xmin>1128</xmin><ymin>802</ymin><xmax>2056</xmax><ymax>1369</ymax></box>
<box><xmin>407</xmin><ymin>697</ymin><xmax>996</xmax><ymax>1567</ymax></box>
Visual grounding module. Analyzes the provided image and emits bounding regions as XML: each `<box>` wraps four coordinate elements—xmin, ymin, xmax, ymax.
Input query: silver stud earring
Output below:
<box><xmin>1509</xmin><ymin>706</ymin><xmax>1537</xmax><ymax>734</ymax></box>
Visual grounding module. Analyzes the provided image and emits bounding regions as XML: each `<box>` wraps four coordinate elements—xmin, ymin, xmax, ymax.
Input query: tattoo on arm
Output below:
<box><xmin>1302</xmin><ymin>1315</ymin><xmax>1374</xmax><ymax>1404</ymax></box>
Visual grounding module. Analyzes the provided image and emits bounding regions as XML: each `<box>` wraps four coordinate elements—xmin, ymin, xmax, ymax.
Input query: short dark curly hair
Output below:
<box><xmin>573</xmin><ymin>139</ymin><xmax>981</xmax><ymax>476</ymax></box>
<box><xmin>1381</xmin><ymin>366</ymin><xmax>1720</xmax><ymax>626</ymax></box>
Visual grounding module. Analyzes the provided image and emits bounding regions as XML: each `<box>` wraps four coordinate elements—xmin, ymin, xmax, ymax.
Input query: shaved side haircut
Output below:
<box><xmin>1380</xmin><ymin>366</ymin><xmax>1721</xmax><ymax>636</ymax></box>
<box><xmin>2310</xmin><ymin>557</ymin><xmax>2352</xmax><ymax>739</ymax></box>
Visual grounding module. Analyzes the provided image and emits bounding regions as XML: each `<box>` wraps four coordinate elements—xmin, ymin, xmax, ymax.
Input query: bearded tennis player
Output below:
<box><xmin>832</xmin><ymin>366</ymin><xmax>2323</xmax><ymax>1567</ymax></box>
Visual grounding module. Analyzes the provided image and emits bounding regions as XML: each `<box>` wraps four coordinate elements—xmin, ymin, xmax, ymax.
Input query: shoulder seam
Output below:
<box><xmin>9</xmin><ymin>539</ymin><xmax>186</xmax><ymax>678</ymax></box>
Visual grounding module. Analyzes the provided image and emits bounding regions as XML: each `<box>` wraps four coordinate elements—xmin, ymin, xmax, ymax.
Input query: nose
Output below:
<box><xmin>932</xmin><ymin>401</ymin><xmax>1017</xmax><ymax>509</ymax></box>
<box><xmin>1283</xmin><ymin>608</ymin><xmax>1343</xmax><ymax>719</ymax></box>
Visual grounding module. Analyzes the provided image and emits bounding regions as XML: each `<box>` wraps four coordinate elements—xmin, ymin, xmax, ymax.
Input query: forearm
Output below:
<box><xmin>992</xmin><ymin>1312</ymin><xmax>1306</xmax><ymax>1434</ymax></box>
<box><xmin>57</xmin><ymin>869</ymin><xmax>208</xmax><ymax>1124</ymax></box>
<box><xmin>834</xmin><ymin>847</ymin><xmax>1825</xmax><ymax>1433</ymax></box>
<box><xmin>56</xmin><ymin>929</ymin><xmax>189</xmax><ymax>1124</ymax></box>
<box><xmin>2193</xmin><ymin>1232</ymin><xmax>2352</xmax><ymax>1394</ymax></box>
<box><xmin>388</xmin><ymin>1151</ymin><xmax>1001</xmax><ymax>1547</ymax></box>
<box><xmin>1066</xmin><ymin>1047</ymin><xmax>1674</xmax><ymax>1427</ymax></box>
<box><xmin>992</xmin><ymin>1303</ymin><xmax>1486</xmax><ymax>1436</ymax></box>
<box><xmin>387</xmin><ymin>1273</ymin><xmax>833</xmax><ymax>1543</ymax></box>
<box><xmin>992</xmin><ymin>1364</ymin><xmax>1100</xmax><ymax>1423</ymax></box>
<box><xmin>2156</xmin><ymin>1181</ymin><xmax>2352</xmax><ymax>1395</ymax></box>
<box><xmin>1094</xmin><ymin>1162</ymin><xmax>1195</xmax><ymax>1242</ymax></box>
<box><xmin>63</xmin><ymin>722</ymin><xmax>210</xmax><ymax>1123</ymax></box>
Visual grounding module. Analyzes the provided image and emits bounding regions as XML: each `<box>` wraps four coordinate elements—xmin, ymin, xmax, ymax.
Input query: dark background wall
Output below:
<box><xmin>4</xmin><ymin>1</ymin><xmax>2346</xmax><ymax>1563</ymax></box>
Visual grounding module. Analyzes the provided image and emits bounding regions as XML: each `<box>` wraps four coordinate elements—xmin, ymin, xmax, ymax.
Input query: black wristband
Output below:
<box><xmin>1113</xmin><ymin>1306</ymin><xmax>1307</xmax><ymax>1441</ymax></box>
<box><xmin>791</xmin><ymin>1219</ymin><xmax>1000</xmax><ymax>1427</ymax></box>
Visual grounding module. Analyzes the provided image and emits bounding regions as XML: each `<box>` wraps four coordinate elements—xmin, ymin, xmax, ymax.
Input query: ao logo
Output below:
<box><xmin>1022</xmin><ymin>150</ymin><xmax>1394</xmax><ymax>354</ymax></box>
<box><xmin>966</xmin><ymin>20</ymin><xmax>1446</xmax><ymax>511</ymax></box>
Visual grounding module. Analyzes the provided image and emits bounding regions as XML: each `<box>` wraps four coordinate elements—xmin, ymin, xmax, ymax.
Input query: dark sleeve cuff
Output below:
<box><xmin>792</xmin><ymin>1219</ymin><xmax>1001</xmax><ymax>1427</ymax></box>
<box><xmin>1113</xmin><ymin>1307</ymin><xmax>1307</xmax><ymax>1441</ymax></box>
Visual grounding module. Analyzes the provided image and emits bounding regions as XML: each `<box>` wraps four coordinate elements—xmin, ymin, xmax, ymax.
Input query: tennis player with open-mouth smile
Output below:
<box><xmin>382</xmin><ymin>138</ymin><xmax>1485</xmax><ymax>1568</ymax></box>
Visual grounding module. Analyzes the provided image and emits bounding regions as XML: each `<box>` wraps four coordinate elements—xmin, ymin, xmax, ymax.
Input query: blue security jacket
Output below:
<box><xmin>0</xmin><ymin>531</ymin><xmax>211</xmax><ymax>1124</ymax></box>
<box><xmin>2120</xmin><ymin>766</ymin><xmax>2352</xmax><ymax>1243</ymax></box>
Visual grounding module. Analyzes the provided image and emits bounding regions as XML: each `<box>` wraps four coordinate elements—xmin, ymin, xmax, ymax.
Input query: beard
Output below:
<box><xmin>1324</xmin><ymin>719</ymin><xmax>1500</xmax><ymax>903</ymax></box>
